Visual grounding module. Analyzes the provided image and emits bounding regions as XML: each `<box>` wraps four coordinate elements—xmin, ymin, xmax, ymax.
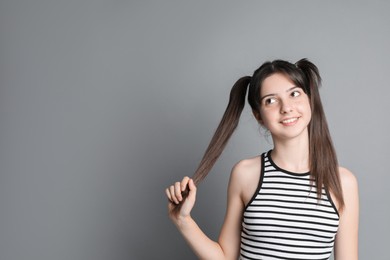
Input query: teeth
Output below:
<box><xmin>282</xmin><ymin>118</ymin><xmax>298</xmax><ymax>124</ymax></box>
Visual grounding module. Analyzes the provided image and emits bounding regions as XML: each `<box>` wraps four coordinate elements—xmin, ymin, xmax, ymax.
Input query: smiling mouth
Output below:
<box><xmin>281</xmin><ymin>117</ymin><xmax>299</xmax><ymax>125</ymax></box>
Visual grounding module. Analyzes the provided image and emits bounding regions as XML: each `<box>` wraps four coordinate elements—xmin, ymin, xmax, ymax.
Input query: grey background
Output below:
<box><xmin>0</xmin><ymin>1</ymin><xmax>388</xmax><ymax>259</ymax></box>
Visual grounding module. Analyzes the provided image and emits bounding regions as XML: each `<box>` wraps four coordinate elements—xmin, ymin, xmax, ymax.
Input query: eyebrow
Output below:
<box><xmin>260</xmin><ymin>86</ymin><xmax>300</xmax><ymax>102</ymax></box>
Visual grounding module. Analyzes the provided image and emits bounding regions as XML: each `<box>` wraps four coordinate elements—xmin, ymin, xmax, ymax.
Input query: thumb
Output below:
<box><xmin>187</xmin><ymin>179</ymin><xmax>197</xmax><ymax>200</ymax></box>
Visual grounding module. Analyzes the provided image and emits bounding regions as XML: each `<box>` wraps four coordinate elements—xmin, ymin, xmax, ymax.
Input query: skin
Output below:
<box><xmin>165</xmin><ymin>73</ymin><xmax>359</xmax><ymax>260</ymax></box>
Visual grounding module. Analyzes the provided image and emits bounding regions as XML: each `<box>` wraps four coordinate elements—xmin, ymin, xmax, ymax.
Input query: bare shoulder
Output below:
<box><xmin>231</xmin><ymin>156</ymin><xmax>261</xmax><ymax>181</ymax></box>
<box><xmin>329</xmin><ymin>167</ymin><xmax>359</xmax><ymax>213</ymax></box>
<box><xmin>338</xmin><ymin>166</ymin><xmax>359</xmax><ymax>217</ymax></box>
<box><xmin>229</xmin><ymin>155</ymin><xmax>262</xmax><ymax>205</ymax></box>
<box><xmin>232</xmin><ymin>155</ymin><xmax>262</xmax><ymax>172</ymax></box>
<box><xmin>338</xmin><ymin>166</ymin><xmax>359</xmax><ymax>192</ymax></box>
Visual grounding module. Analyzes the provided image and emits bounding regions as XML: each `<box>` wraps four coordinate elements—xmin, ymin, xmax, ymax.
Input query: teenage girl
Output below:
<box><xmin>165</xmin><ymin>59</ymin><xmax>359</xmax><ymax>260</ymax></box>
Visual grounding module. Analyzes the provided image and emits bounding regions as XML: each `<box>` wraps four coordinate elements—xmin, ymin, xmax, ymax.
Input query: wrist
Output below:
<box><xmin>174</xmin><ymin>214</ymin><xmax>193</xmax><ymax>229</ymax></box>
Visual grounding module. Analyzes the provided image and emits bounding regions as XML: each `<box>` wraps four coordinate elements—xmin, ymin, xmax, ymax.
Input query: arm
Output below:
<box><xmin>334</xmin><ymin>167</ymin><xmax>359</xmax><ymax>260</ymax></box>
<box><xmin>165</xmin><ymin>163</ymin><xmax>246</xmax><ymax>260</ymax></box>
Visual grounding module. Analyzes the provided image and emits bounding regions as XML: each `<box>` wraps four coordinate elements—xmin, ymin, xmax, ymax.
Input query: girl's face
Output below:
<box><xmin>258</xmin><ymin>73</ymin><xmax>312</xmax><ymax>141</ymax></box>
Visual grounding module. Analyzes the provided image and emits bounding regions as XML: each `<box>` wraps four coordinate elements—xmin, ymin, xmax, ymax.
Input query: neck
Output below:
<box><xmin>271</xmin><ymin>131</ymin><xmax>310</xmax><ymax>173</ymax></box>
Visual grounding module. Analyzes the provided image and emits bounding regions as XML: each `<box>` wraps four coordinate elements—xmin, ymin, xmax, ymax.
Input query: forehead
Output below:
<box><xmin>261</xmin><ymin>73</ymin><xmax>296</xmax><ymax>96</ymax></box>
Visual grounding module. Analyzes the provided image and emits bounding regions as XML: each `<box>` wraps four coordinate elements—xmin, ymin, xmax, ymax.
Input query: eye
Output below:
<box><xmin>291</xmin><ymin>90</ymin><xmax>301</xmax><ymax>97</ymax></box>
<box><xmin>264</xmin><ymin>97</ymin><xmax>277</xmax><ymax>105</ymax></box>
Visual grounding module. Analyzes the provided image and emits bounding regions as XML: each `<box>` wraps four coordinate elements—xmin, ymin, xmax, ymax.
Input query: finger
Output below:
<box><xmin>169</xmin><ymin>185</ymin><xmax>179</xmax><ymax>204</ymax></box>
<box><xmin>174</xmin><ymin>182</ymin><xmax>182</xmax><ymax>201</ymax></box>
<box><xmin>188</xmin><ymin>178</ymin><xmax>197</xmax><ymax>191</ymax></box>
<box><xmin>187</xmin><ymin>179</ymin><xmax>197</xmax><ymax>200</ymax></box>
<box><xmin>165</xmin><ymin>188</ymin><xmax>173</xmax><ymax>202</ymax></box>
<box><xmin>181</xmin><ymin>176</ymin><xmax>190</xmax><ymax>191</ymax></box>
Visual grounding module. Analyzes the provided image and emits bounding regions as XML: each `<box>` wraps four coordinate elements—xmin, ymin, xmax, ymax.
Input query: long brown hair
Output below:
<box><xmin>179</xmin><ymin>58</ymin><xmax>344</xmax><ymax>210</ymax></box>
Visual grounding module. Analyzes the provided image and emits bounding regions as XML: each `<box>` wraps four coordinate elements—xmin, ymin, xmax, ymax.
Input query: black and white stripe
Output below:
<box><xmin>240</xmin><ymin>151</ymin><xmax>339</xmax><ymax>260</ymax></box>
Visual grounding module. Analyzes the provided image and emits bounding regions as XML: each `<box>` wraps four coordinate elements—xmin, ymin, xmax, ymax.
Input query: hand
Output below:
<box><xmin>165</xmin><ymin>176</ymin><xmax>197</xmax><ymax>222</ymax></box>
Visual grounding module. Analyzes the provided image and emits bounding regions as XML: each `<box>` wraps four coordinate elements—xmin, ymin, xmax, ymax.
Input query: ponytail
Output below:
<box><xmin>174</xmin><ymin>76</ymin><xmax>251</xmax><ymax>210</ymax></box>
<box><xmin>193</xmin><ymin>76</ymin><xmax>251</xmax><ymax>185</ymax></box>
<box><xmin>296</xmin><ymin>59</ymin><xmax>345</xmax><ymax>211</ymax></box>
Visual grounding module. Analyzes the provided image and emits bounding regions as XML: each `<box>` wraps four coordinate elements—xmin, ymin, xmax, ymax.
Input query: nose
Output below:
<box><xmin>280</xmin><ymin>99</ymin><xmax>293</xmax><ymax>114</ymax></box>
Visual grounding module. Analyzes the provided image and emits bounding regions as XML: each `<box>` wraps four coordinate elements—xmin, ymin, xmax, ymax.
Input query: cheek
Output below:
<box><xmin>295</xmin><ymin>97</ymin><xmax>310</xmax><ymax>111</ymax></box>
<box><xmin>297</xmin><ymin>101</ymin><xmax>312</xmax><ymax>120</ymax></box>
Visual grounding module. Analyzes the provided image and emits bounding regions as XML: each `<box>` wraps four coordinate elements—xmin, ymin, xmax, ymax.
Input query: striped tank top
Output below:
<box><xmin>240</xmin><ymin>151</ymin><xmax>339</xmax><ymax>260</ymax></box>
